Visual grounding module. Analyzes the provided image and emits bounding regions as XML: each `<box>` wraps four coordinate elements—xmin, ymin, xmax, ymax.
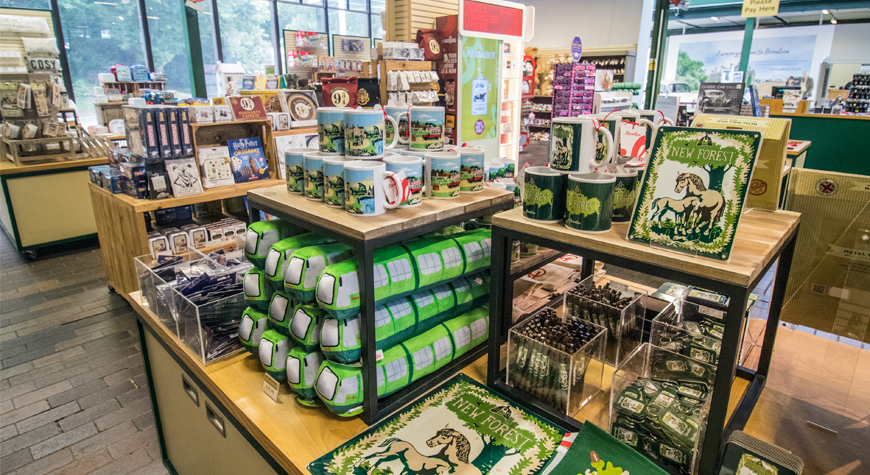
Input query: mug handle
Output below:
<box><xmin>638</xmin><ymin>118</ymin><xmax>664</xmax><ymax>157</ymax></box>
<box><xmin>594</xmin><ymin>121</ymin><xmax>615</xmax><ymax>168</ymax></box>
<box><xmin>384</xmin><ymin>115</ymin><xmax>399</xmax><ymax>150</ymax></box>
<box><xmin>382</xmin><ymin>171</ymin><xmax>408</xmax><ymax>209</ymax></box>
<box><xmin>395</xmin><ymin>112</ymin><xmax>409</xmax><ymax>145</ymax></box>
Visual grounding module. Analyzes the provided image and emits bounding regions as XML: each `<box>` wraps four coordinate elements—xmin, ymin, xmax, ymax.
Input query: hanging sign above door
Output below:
<box><xmin>742</xmin><ymin>0</ymin><xmax>780</xmax><ymax>18</ymax></box>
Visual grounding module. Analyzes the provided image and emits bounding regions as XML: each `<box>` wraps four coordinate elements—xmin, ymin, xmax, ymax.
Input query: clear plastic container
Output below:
<box><xmin>650</xmin><ymin>301</ymin><xmax>723</xmax><ymax>368</ymax></box>
<box><xmin>610</xmin><ymin>343</ymin><xmax>714</xmax><ymax>475</ymax></box>
<box><xmin>134</xmin><ymin>249</ymin><xmax>206</xmax><ymax>337</ymax></box>
<box><xmin>506</xmin><ymin>309</ymin><xmax>607</xmax><ymax>416</ymax></box>
<box><xmin>174</xmin><ymin>289</ymin><xmax>248</xmax><ymax>365</ymax></box>
<box><xmin>564</xmin><ymin>275</ymin><xmax>647</xmax><ymax>366</ymax></box>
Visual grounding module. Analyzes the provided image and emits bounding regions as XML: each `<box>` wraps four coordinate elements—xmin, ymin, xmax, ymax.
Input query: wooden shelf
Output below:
<box><xmin>0</xmin><ymin>156</ymin><xmax>107</xmax><ymax>176</ymax></box>
<box><xmin>271</xmin><ymin>126</ymin><xmax>317</xmax><ymax>137</ymax></box>
<box><xmin>190</xmin><ymin>119</ymin><xmax>271</xmax><ymax>129</ymax></box>
<box><xmin>493</xmin><ymin>207</ymin><xmax>800</xmax><ymax>287</ymax></box>
<box><xmin>786</xmin><ymin>140</ymin><xmax>811</xmax><ymax>156</ymax></box>
<box><xmin>248</xmin><ymin>185</ymin><xmax>513</xmax><ymax>241</ymax></box>
<box><xmin>90</xmin><ymin>179</ymin><xmax>283</xmax><ymax>213</ymax></box>
<box><xmin>510</xmin><ymin>248</ymin><xmax>564</xmax><ymax>279</ymax></box>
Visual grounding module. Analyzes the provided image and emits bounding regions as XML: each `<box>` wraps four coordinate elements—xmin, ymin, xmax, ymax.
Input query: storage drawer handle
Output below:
<box><xmin>181</xmin><ymin>375</ymin><xmax>199</xmax><ymax>406</ymax></box>
<box><xmin>205</xmin><ymin>402</ymin><xmax>226</xmax><ymax>438</ymax></box>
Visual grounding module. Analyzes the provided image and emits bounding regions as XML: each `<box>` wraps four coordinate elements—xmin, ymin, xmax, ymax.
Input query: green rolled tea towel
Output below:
<box><xmin>541</xmin><ymin>421</ymin><xmax>667</xmax><ymax>475</ymax></box>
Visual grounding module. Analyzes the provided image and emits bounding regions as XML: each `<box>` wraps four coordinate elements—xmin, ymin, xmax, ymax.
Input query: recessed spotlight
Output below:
<box><xmin>118</xmin><ymin>15</ymin><xmax>123</xmax><ymax>20</ymax></box>
<box><xmin>822</xmin><ymin>9</ymin><xmax>830</xmax><ymax>14</ymax></box>
<box><xmin>831</xmin><ymin>18</ymin><xmax>838</xmax><ymax>24</ymax></box>
<box><xmin>711</xmin><ymin>16</ymin><xmax>719</xmax><ymax>20</ymax></box>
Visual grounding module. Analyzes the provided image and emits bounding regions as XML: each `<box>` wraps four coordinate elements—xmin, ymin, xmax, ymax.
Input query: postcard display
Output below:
<box><xmin>0</xmin><ymin>14</ymin><xmax>69</xmax><ymax>155</ymax></box>
<box><xmin>783</xmin><ymin>167</ymin><xmax>869</xmax><ymax>433</ymax></box>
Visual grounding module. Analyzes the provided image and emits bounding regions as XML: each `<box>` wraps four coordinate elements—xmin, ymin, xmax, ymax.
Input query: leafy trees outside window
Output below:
<box><xmin>218</xmin><ymin>0</ymin><xmax>275</xmax><ymax>74</ymax></box>
<box><xmin>676</xmin><ymin>51</ymin><xmax>708</xmax><ymax>92</ymax></box>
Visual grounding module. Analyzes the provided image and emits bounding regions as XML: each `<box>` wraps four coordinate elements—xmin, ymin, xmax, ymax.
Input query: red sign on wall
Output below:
<box><xmin>461</xmin><ymin>0</ymin><xmax>524</xmax><ymax>38</ymax></box>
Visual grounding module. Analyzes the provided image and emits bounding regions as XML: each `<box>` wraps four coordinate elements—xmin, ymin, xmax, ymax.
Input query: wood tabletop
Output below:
<box><xmin>786</xmin><ymin>140</ymin><xmax>811</xmax><ymax>156</ymax></box>
<box><xmin>0</xmin><ymin>157</ymin><xmax>108</xmax><ymax>175</ymax></box>
<box><xmin>89</xmin><ymin>179</ymin><xmax>284</xmax><ymax>213</ymax></box>
<box><xmin>248</xmin><ymin>185</ymin><xmax>514</xmax><ymax>241</ymax></box>
<box><xmin>493</xmin><ymin>207</ymin><xmax>800</xmax><ymax>288</ymax></box>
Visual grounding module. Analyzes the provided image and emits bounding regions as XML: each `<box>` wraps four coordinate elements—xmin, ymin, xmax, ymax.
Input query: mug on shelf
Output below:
<box><xmin>494</xmin><ymin>178</ymin><xmax>521</xmax><ymax>208</ymax></box>
<box><xmin>485</xmin><ymin>160</ymin><xmax>506</xmax><ymax>181</ymax></box>
<box><xmin>638</xmin><ymin>110</ymin><xmax>675</xmax><ymax>154</ymax></box>
<box><xmin>522</xmin><ymin>166</ymin><xmax>567</xmax><ymax>223</ymax></box>
<box><xmin>424</xmin><ymin>151</ymin><xmax>461</xmax><ymax>199</ymax></box>
<box><xmin>285</xmin><ymin>148</ymin><xmax>316</xmax><ymax>194</ymax></box>
<box><xmin>604</xmin><ymin>168</ymin><xmax>638</xmax><ymax>223</ymax></box>
<box><xmin>384</xmin><ymin>105</ymin><xmax>410</xmax><ymax>145</ymax></box>
<box><xmin>317</xmin><ymin>107</ymin><xmax>349</xmax><ymax>154</ymax></box>
<box><xmin>384</xmin><ymin>155</ymin><xmax>424</xmax><ymax>207</ymax></box>
<box><xmin>548</xmin><ymin>117</ymin><xmax>613</xmax><ymax>174</ymax></box>
<box><xmin>343</xmin><ymin>109</ymin><xmax>399</xmax><ymax>159</ymax></box>
<box><xmin>495</xmin><ymin>158</ymin><xmax>516</xmax><ymax>179</ymax></box>
<box><xmin>303</xmin><ymin>151</ymin><xmax>337</xmax><ymax>201</ymax></box>
<box><xmin>343</xmin><ymin>161</ymin><xmax>410</xmax><ymax>216</ymax></box>
<box><xmin>458</xmin><ymin>147</ymin><xmax>485</xmax><ymax>193</ymax></box>
<box><xmin>323</xmin><ymin>156</ymin><xmax>351</xmax><ymax>208</ymax></box>
<box><xmin>565</xmin><ymin>172</ymin><xmax>616</xmax><ymax>233</ymax></box>
<box><xmin>397</xmin><ymin>106</ymin><xmax>445</xmax><ymax>151</ymax></box>
<box><xmin>600</xmin><ymin>111</ymin><xmax>655</xmax><ymax>161</ymax></box>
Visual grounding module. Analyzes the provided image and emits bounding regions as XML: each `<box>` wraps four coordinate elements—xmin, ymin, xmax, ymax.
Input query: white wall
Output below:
<box><xmin>829</xmin><ymin>24</ymin><xmax>870</xmax><ymax>64</ymax></box>
<box><xmin>521</xmin><ymin>0</ymin><xmax>646</xmax><ymax>49</ymax></box>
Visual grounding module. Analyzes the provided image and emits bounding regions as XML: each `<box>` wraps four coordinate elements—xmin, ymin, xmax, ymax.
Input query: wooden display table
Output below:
<box><xmin>0</xmin><ymin>157</ymin><xmax>107</xmax><ymax>257</ymax></box>
<box><xmin>487</xmin><ymin>207</ymin><xmax>800</xmax><ymax>474</ymax></box>
<box><xmin>247</xmin><ymin>185</ymin><xmax>513</xmax><ymax>424</ymax></box>
<box><xmin>90</xmin><ymin>179</ymin><xmax>283</xmax><ymax>299</ymax></box>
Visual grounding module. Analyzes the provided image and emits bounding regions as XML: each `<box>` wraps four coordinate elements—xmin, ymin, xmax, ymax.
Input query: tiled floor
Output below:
<box><xmin>0</xmin><ymin>237</ymin><xmax>168</xmax><ymax>475</ymax></box>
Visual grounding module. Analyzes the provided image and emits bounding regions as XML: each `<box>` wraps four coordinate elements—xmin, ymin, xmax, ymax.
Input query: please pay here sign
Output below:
<box><xmin>742</xmin><ymin>0</ymin><xmax>779</xmax><ymax>17</ymax></box>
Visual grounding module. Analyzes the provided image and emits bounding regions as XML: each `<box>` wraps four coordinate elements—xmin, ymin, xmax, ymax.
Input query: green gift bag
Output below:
<box><xmin>540</xmin><ymin>421</ymin><xmax>668</xmax><ymax>475</ymax></box>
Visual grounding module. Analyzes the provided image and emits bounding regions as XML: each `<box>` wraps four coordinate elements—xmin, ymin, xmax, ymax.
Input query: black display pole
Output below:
<box><xmin>185</xmin><ymin>6</ymin><xmax>208</xmax><ymax>98</ymax></box>
<box><xmin>644</xmin><ymin>0</ymin><xmax>669</xmax><ymax>110</ymax></box>
<box><xmin>49</xmin><ymin>0</ymin><xmax>74</xmax><ymax>102</ymax></box>
<box><xmin>137</xmin><ymin>0</ymin><xmax>155</xmax><ymax>72</ymax></box>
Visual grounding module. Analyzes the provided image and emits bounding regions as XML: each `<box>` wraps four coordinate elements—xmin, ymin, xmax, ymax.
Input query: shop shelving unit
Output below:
<box><xmin>527</xmin><ymin>95</ymin><xmax>552</xmax><ymax>141</ymax></box>
<box><xmin>486</xmin><ymin>207</ymin><xmax>800</xmax><ymax>474</ymax></box>
<box><xmin>360</xmin><ymin>60</ymin><xmax>438</xmax><ymax>107</ymax></box>
<box><xmin>246</xmin><ymin>185</ymin><xmax>513</xmax><ymax>425</ymax></box>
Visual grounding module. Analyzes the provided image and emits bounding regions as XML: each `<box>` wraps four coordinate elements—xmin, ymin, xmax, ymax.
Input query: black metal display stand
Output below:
<box><xmin>247</xmin><ymin>185</ymin><xmax>513</xmax><ymax>425</ymax></box>
<box><xmin>486</xmin><ymin>207</ymin><xmax>800</xmax><ymax>474</ymax></box>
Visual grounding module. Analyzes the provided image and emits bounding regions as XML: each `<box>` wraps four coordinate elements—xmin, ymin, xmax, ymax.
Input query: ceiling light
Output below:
<box><xmin>94</xmin><ymin>2</ymin><xmax>118</xmax><ymax>4</ymax></box>
<box><xmin>711</xmin><ymin>16</ymin><xmax>719</xmax><ymax>20</ymax></box>
<box><xmin>831</xmin><ymin>18</ymin><xmax>838</xmax><ymax>24</ymax></box>
<box><xmin>147</xmin><ymin>16</ymin><xmax>159</xmax><ymax>19</ymax></box>
<box><xmin>822</xmin><ymin>9</ymin><xmax>829</xmax><ymax>14</ymax></box>
<box><xmin>118</xmin><ymin>15</ymin><xmax>123</xmax><ymax>20</ymax></box>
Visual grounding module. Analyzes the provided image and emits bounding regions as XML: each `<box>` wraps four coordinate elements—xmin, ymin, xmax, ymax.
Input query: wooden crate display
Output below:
<box><xmin>191</xmin><ymin>120</ymin><xmax>278</xmax><ymax>177</ymax></box>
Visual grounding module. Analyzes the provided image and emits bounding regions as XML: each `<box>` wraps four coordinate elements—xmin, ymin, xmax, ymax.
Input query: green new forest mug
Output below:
<box><xmin>605</xmin><ymin>168</ymin><xmax>638</xmax><ymax>223</ymax></box>
<box><xmin>522</xmin><ymin>166</ymin><xmax>567</xmax><ymax>223</ymax></box>
<box><xmin>565</xmin><ymin>172</ymin><xmax>615</xmax><ymax>233</ymax></box>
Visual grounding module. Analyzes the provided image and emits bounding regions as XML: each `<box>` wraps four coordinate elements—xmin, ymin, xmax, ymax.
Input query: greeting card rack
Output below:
<box><xmin>246</xmin><ymin>185</ymin><xmax>513</xmax><ymax>425</ymax></box>
<box><xmin>486</xmin><ymin>207</ymin><xmax>800</xmax><ymax>474</ymax></box>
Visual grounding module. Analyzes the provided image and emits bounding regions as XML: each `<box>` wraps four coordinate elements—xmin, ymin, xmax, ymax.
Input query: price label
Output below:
<box><xmin>375</xmin><ymin>349</ymin><xmax>384</xmax><ymax>362</ymax></box>
<box><xmin>263</xmin><ymin>373</ymin><xmax>281</xmax><ymax>402</ymax></box>
<box><xmin>698</xmin><ymin>305</ymin><xmax>725</xmax><ymax>321</ymax></box>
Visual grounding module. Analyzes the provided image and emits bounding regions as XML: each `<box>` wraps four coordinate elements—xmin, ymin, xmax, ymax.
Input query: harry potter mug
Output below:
<box><xmin>565</xmin><ymin>172</ymin><xmax>615</xmax><ymax>233</ymax></box>
<box><xmin>522</xmin><ymin>166</ymin><xmax>567</xmax><ymax>223</ymax></box>
<box><xmin>285</xmin><ymin>148</ymin><xmax>316</xmax><ymax>193</ymax></box>
<box><xmin>397</xmin><ymin>106</ymin><xmax>445</xmax><ymax>151</ymax></box>
<box><xmin>317</xmin><ymin>107</ymin><xmax>349</xmax><ymax>154</ymax></box>
<box><xmin>424</xmin><ymin>151</ymin><xmax>461</xmax><ymax>199</ymax></box>
<box><xmin>343</xmin><ymin>109</ymin><xmax>399</xmax><ymax>159</ymax></box>
<box><xmin>343</xmin><ymin>161</ymin><xmax>410</xmax><ymax>217</ymax></box>
<box><xmin>549</xmin><ymin>117</ymin><xmax>613</xmax><ymax>174</ymax></box>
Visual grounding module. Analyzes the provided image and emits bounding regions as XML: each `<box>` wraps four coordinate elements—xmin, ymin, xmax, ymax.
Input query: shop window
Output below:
<box><xmin>374</xmin><ymin>264</ymin><xmax>389</xmax><ymax>289</ymax></box>
<box><xmin>348</xmin><ymin>0</ymin><xmax>366</xmax><ymax>12</ymax></box>
<box><xmin>328</xmin><ymin>8</ymin><xmax>368</xmax><ymax>37</ymax></box>
<box><xmin>385</xmin><ymin>359</ymin><xmax>407</xmax><ymax>382</ymax></box>
<box><xmin>413</xmin><ymin>347</ymin><xmax>434</xmax><ymax>370</ymax></box>
<box><xmin>327</xmin><ymin>0</ymin><xmax>347</xmax><ymax>9</ymax></box>
<box><xmin>370</xmin><ymin>14</ymin><xmax>383</xmax><ymax>39</ymax></box>
<box><xmin>442</xmin><ymin>247</ymin><xmax>463</xmax><ymax>269</ymax></box>
<box><xmin>278</xmin><ymin>1</ymin><xmax>326</xmax><ymax>33</ymax></box>
<box><xmin>217</xmin><ymin>0</ymin><xmax>275</xmax><ymax>74</ymax></box>
<box><xmin>375</xmin><ymin>307</ymin><xmax>391</xmax><ymax>328</ymax></box>
<box><xmin>387</xmin><ymin>259</ymin><xmax>413</xmax><ymax>283</ymax></box>
<box><xmin>0</xmin><ymin>0</ymin><xmax>50</xmax><ymax>8</ymax></box>
<box><xmin>453</xmin><ymin>327</ymin><xmax>471</xmax><ymax>349</ymax></box>
<box><xmin>413</xmin><ymin>292</ymin><xmax>435</xmax><ymax>308</ymax></box>
<box><xmin>57</xmin><ymin>0</ymin><xmax>148</xmax><ymax>126</ymax></box>
<box><xmin>471</xmin><ymin>318</ymin><xmax>486</xmax><ymax>339</ymax></box>
<box><xmin>388</xmin><ymin>300</ymin><xmax>413</xmax><ymax>320</ymax></box>
<box><xmin>417</xmin><ymin>253</ymin><xmax>442</xmax><ymax>276</ymax></box>
<box><xmin>145</xmin><ymin>0</ymin><xmax>192</xmax><ymax>98</ymax></box>
<box><xmin>434</xmin><ymin>337</ymin><xmax>452</xmax><ymax>360</ymax></box>
<box><xmin>370</xmin><ymin>0</ymin><xmax>386</xmax><ymax>13</ymax></box>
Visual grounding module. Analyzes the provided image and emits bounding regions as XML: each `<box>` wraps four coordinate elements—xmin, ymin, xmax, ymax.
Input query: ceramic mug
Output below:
<box><xmin>425</xmin><ymin>151</ymin><xmax>461</xmax><ymax>199</ymax></box>
<box><xmin>343</xmin><ymin>109</ymin><xmax>399</xmax><ymax>159</ymax></box>
<box><xmin>384</xmin><ymin>105</ymin><xmax>410</xmax><ymax>145</ymax></box>
<box><xmin>384</xmin><ymin>155</ymin><xmax>424</xmax><ymax>207</ymax></box>
<box><xmin>601</xmin><ymin>111</ymin><xmax>656</xmax><ymax>161</ymax></box>
<box><xmin>303</xmin><ymin>151</ymin><xmax>336</xmax><ymax>201</ymax></box>
<box><xmin>522</xmin><ymin>166</ymin><xmax>567</xmax><ymax>223</ymax></box>
<box><xmin>605</xmin><ymin>168</ymin><xmax>638</xmax><ymax>223</ymax></box>
<box><xmin>397</xmin><ymin>106</ymin><xmax>445</xmax><ymax>151</ymax></box>
<box><xmin>565</xmin><ymin>172</ymin><xmax>616</xmax><ymax>233</ymax></box>
<box><xmin>323</xmin><ymin>156</ymin><xmax>351</xmax><ymax>208</ymax></box>
<box><xmin>317</xmin><ymin>107</ymin><xmax>349</xmax><ymax>154</ymax></box>
<box><xmin>485</xmin><ymin>160</ymin><xmax>506</xmax><ymax>181</ymax></box>
<box><xmin>285</xmin><ymin>148</ymin><xmax>316</xmax><ymax>193</ymax></box>
<box><xmin>494</xmin><ymin>178</ymin><xmax>521</xmax><ymax>208</ymax></box>
<box><xmin>343</xmin><ymin>161</ymin><xmax>410</xmax><ymax>216</ymax></box>
<box><xmin>549</xmin><ymin>117</ymin><xmax>614</xmax><ymax>174</ymax></box>
<box><xmin>638</xmin><ymin>110</ymin><xmax>675</xmax><ymax>154</ymax></box>
<box><xmin>458</xmin><ymin>147</ymin><xmax>485</xmax><ymax>193</ymax></box>
<box><xmin>495</xmin><ymin>158</ymin><xmax>516</xmax><ymax>179</ymax></box>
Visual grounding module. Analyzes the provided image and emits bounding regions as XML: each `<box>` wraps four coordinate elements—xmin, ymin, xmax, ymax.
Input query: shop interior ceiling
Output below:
<box><xmin>667</xmin><ymin>2</ymin><xmax>870</xmax><ymax>33</ymax></box>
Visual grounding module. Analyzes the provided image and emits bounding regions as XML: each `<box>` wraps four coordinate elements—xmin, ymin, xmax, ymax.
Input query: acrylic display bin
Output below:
<box><xmin>650</xmin><ymin>301</ymin><xmax>723</xmax><ymax>368</ymax></box>
<box><xmin>564</xmin><ymin>275</ymin><xmax>647</xmax><ymax>367</ymax></box>
<box><xmin>174</xmin><ymin>288</ymin><xmax>248</xmax><ymax>365</ymax></box>
<box><xmin>610</xmin><ymin>343</ymin><xmax>714</xmax><ymax>475</ymax></box>
<box><xmin>506</xmin><ymin>310</ymin><xmax>607</xmax><ymax>416</ymax></box>
<box><xmin>134</xmin><ymin>249</ymin><xmax>207</xmax><ymax>336</ymax></box>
